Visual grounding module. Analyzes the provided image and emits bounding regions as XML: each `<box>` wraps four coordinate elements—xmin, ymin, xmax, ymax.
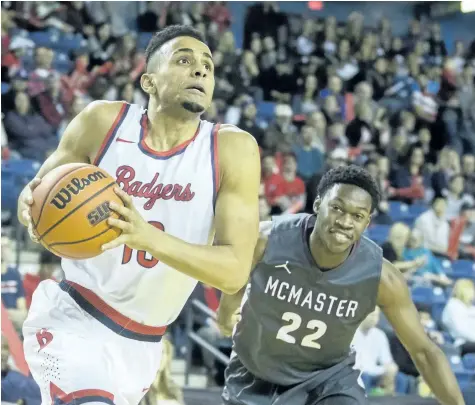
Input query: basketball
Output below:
<box><xmin>30</xmin><ymin>163</ymin><xmax>123</xmax><ymax>259</ymax></box>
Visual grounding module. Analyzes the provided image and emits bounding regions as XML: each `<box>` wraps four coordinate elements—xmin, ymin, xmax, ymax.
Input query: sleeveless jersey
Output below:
<box><xmin>62</xmin><ymin>103</ymin><xmax>219</xmax><ymax>326</ymax></box>
<box><xmin>232</xmin><ymin>214</ymin><xmax>383</xmax><ymax>385</ymax></box>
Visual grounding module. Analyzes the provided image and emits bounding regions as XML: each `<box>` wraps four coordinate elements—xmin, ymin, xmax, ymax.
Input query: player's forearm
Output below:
<box><xmin>412</xmin><ymin>345</ymin><xmax>465</xmax><ymax>405</ymax></box>
<box><xmin>218</xmin><ymin>287</ymin><xmax>246</xmax><ymax>319</ymax></box>
<box><xmin>146</xmin><ymin>228</ymin><xmax>251</xmax><ymax>294</ymax></box>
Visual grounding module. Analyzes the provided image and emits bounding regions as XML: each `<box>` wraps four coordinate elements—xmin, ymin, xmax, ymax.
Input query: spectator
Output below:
<box><xmin>443</xmin><ymin>174</ymin><xmax>475</xmax><ymax>220</ymax></box>
<box><xmin>414</xmin><ymin>196</ymin><xmax>450</xmax><ymax>257</ymax></box>
<box><xmin>110</xmin><ymin>34</ymin><xmax>146</xmax><ymax>84</ymax></box>
<box><xmin>274</xmin><ymin>153</ymin><xmax>306</xmax><ymax>214</ymax></box>
<box><xmin>33</xmin><ymin>72</ymin><xmax>68</xmax><ymax>131</ymax></box>
<box><xmin>381</xmin><ymin>222</ymin><xmax>426</xmax><ymax>274</ymax></box>
<box><xmin>1</xmin><ymin>36</ymin><xmax>34</xmax><ymax>81</ymax></box>
<box><xmin>261</xmin><ymin>153</ymin><xmax>284</xmax><ymax>208</ymax></box>
<box><xmin>88</xmin><ymin>22</ymin><xmax>117</xmax><ymax>68</ymax></box>
<box><xmin>106</xmin><ymin>81</ymin><xmax>147</xmax><ymax>107</ymax></box>
<box><xmin>23</xmin><ymin>250</ymin><xmax>61</xmax><ymax>309</ymax></box>
<box><xmin>237</xmin><ymin>100</ymin><xmax>264</xmax><ymax>147</ymax></box>
<box><xmin>262</xmin><ymin>104</ymin><xmax>297</xmax><ymax>154</ymax></box>
<box><xmin>293</xmin><ymin>125</ymin><xmax>324</xmax><ymax>182</ymax></box>
<box><xmin>137</xmin><ymin>2</ymin><xmax>160</xmax><ymax>33</ymax></box>
<box><xmin>367</xmin><ymin>56</ymin><xmax>391</xmax><ymax>101</ymax></box>
<box><xmin>442</xmin><ymin>279</ymin><xmax>475</xmax><ymax>356</ymax></box>
<box><xmin>3</xmin><ymin>91</ymin><xmax>58</xmax><ymax>162</ymax></box>
<box><xmin>307</xmin><ymin>110</ymin><xmax>328</xmax><ymax>142</ymax></box>
<box><xmin>0</xmin><ymin>237</ymin><xmax>27</xmax><ymax>333</ymax></box>
<box><xmin>352</xmin><ymin>307</ymin><xmax>399</xmax><ymax>395</ymax></box>
<box><xmin>1</xmin><ymin>68</ymin><xmax>29</xmax><ymax>114</ymax></box>
<box><xmin>403</xmin><ymin>229</ymin><xmax>452</xmax><ymax>287</ymax></box>
<box><xmin>448</xmin><ymin>203</ymin><xmax>475</xmax><ymax>261</ymax></box>
<box><xmin>28</xmin><ymin>46</ymin><xmax>56</xmax><ymax>97</ymax></box>
<box><xmin>141</xmin><ymin>338</ymin><xmax>184</xmax><ymax>405</ymax></box>
<box><xmin>462</xmin><ymin>154</ymin><xmax>475</xmax><ymax>197</ymax></box>
<box><xmin>431</xmin><ymin>147</ymin><xmax>461</xmax><ymax>197</ymax></box>
<box><xmin>1</xmin><ymin>337</ymin><xmax>41</xmax><ymax>405</ymax></box>
<box><xmin>345</xmin><ymin>102</ymin><xmax>375</xmax><ymax>152</ymax></box>
<box><xmin>259</xmin><ymin>195</ymin><xmax>271</xmax><ymax>221</ymax></box>
<box><xmin>389</xmin><ymin>144</ymin><xmax>432</xmax><ymax>204</ymax></box>
<box><xmin>57</xmin><ymin>95</ymin><xmax>87</xmax><ymax>139</ymax></box>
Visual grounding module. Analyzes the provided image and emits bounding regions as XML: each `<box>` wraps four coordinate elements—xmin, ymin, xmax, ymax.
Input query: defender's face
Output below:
<box><xmin>314</xmin><ymin>184</ymin><xmax>372</xmax><ymax>254</ymax></box>
<box><xmin>145</xmin><ymin>36</ymin><xmax>215</xmax><ymax>114</ymax></box>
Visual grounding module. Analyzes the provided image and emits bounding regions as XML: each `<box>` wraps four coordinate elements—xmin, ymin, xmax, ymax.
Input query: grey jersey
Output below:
<box><xmin>232</xmin><ymin>214</ymin><xmax>383</xmax><ymax>386</ymax></box>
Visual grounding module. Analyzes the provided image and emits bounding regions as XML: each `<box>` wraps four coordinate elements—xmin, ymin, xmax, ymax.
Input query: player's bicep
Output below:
<box><xmin>377</xmin><ymin>260</ymin><xmax>433</xmax><ymax>354</ymax></box>
<box><xmin>214</xmin><ymin>129</ymin><xmax>261</xmax><ymax>270</ymax></box>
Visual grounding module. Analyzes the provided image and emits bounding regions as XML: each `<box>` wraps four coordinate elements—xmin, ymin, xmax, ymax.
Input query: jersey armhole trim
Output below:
<box><xmin>93</xmin><ymin>102</ymin><xmax>130</xmax><ymax>166</ymax></box>
<box><xmin>211</xmin><ymin>123</ymin><xmax>221</xmax><ymax>212</ymax></box>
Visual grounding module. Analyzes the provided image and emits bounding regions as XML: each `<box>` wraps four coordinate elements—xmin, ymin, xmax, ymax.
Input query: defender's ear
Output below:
<box><xmin>313</xmin><ymin>198</ymin><xmax>321</xmax><ymax>215</ymax></box>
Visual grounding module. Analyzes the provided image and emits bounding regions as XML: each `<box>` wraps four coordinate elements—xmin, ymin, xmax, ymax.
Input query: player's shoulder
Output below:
<box><xmin>82</xmin><ymin>100</ymin><xmax>126</xmax><ymax>121</ymax></box>
<box><xmin>216</xmin><ymin>124</ymin><xmax>259</xmax><ymax>152</ymax></box>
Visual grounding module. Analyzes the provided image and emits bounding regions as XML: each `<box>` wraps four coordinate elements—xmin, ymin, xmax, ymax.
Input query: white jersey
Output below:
<box><xmin>62</xmin><ymin>102</ymin><xmax>219</xmax><ymax>326</ymax></box>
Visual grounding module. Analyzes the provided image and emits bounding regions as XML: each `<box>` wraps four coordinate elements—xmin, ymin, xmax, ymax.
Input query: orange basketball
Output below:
<box><xmin>31</xmin><ymin>163</ymin><xmax>123</xmax><ymax>259</ymax></box>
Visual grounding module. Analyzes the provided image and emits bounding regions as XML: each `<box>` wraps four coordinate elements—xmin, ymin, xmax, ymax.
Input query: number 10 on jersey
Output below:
<box><xmin>121</xmin><ymin>221</ymin><xmax>164</xmax><ymax>268</ymax></box>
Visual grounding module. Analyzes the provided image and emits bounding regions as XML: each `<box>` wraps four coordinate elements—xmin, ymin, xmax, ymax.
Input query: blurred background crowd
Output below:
<box><xmin>1</xmin><ymin>2</ymin><xmax>475</xmax><ymax>405</ymax></box>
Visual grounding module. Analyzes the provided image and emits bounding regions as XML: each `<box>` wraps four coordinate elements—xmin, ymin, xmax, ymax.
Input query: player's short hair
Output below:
<box><xmin>145</xmin><ymin>25</ymin><xmax>206</xmax><ymax>69</ymax></box>
<box><xmin>316</xmin><ymin>165</ymin><xmax>381</xmax><ymax>212</ymax></box>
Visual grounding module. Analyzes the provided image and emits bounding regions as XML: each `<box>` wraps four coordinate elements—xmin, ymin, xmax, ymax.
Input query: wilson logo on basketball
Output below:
<box><xmin>116</xmin><ymin>165</ymin><xmax>195</xmax><ymax>210</ymax></box>
<box><xmin>50</xmin><ymin>171</ymin><xmax>107</xmax><ymax>210</ymax></box>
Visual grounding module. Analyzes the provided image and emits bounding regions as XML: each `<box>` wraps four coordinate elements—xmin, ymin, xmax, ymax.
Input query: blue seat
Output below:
<box><xmin>388</xmin><ymin>201</ymin><xmax>409</xmax><ymax>221</ymax></box>
<box><xmin>366</xmin><ymin>224</ymin><xmax>390</xmax><ymax>245</ymax></box>
<box><xmin>1</xmin><ymin>159</ymin><xmax>40</xmax><ymax>214</ymax></box>
<box><xmin>463</xmin><ymin>353</ymin><xmax>475</xmax><ymax>370</ymax></box>
<box><xmin>451</xmin><ymin>260</ymin><xmax>475</xmax><ymax>280</ymax></box>
<box><xmin>1</xmin><ymin>82</ymin><xmax>10</xmax><ymax>94</ymax></box>
<box><xmin>411</xmin><ymin>286</ymin><xmax>434</xmax><ymax>306</ymax></box>
<box><xmin>456</xmin><ymin>370</ymin><xmax>475</xmax><ymax>389</ymax></box>
<box><xmin>257</xmin><ymin>101</ymin><xmax>277</xmax><ymax>121</ymax></box>
<box><xmin>30</xmin><ymin>31</ymin><xmax>57</xmax><ymax>47</ymax></box>
<box><xmin>407</xmin><ymin>203</ymin><xmax>428</xmax><ymax>217</ymax></box>
<box><xmin>55</xmin><ymin>34</ymin><xmax>84</xmax><ymax>52</ymax></box>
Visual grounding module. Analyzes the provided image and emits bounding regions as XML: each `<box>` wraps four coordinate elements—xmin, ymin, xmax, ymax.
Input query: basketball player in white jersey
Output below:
<box><xmin>17</xmin><ymin>25</ymin><xmax>260</xmax><ymax>405</ymax></box>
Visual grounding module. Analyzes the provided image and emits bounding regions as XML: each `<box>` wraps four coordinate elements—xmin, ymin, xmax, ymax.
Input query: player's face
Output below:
<box><xmin>143</xmin><ymin>36</ymin><xmax>215</xmax><ymax>114</ymax></box>
<box><xmin>314</xmin><ymin>184</ymin><xmax>372</xmax><ymax>254</ymax></box>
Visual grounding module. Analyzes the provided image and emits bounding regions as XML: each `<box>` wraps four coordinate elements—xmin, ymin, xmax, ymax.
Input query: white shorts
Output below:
<box><xmin>23</xmin><ymin>280</ymin><xmax>166</xmax><ymax>405</ymax></box>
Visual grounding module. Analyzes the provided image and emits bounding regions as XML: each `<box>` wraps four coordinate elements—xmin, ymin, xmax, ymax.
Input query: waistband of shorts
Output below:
<box><xmin>59</xmin><ymin>280</ymin><xmax>167</xmax><ymax>342</ymax></box>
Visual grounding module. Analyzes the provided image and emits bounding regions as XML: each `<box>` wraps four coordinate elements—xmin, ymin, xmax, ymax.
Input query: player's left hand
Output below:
<box><xmin>102</xmin><ymin>187</ymin><xmax>156</xmax><ymax>252</ymax></box>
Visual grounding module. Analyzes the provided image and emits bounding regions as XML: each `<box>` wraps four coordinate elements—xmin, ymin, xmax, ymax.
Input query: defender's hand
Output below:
<box><xmin>19</xmin><ymin>178</ymin><xmax>42</xmax><ymax>243</ymax></box>
<box><xmin>102</xmin><ymin>187</ymin><xmax>156</xmax><ymax>251</ymax></box>
<box><xmin>216</xmin><ymin>307</ymin><xmax>241</xmax><ymax>337</ymax></box>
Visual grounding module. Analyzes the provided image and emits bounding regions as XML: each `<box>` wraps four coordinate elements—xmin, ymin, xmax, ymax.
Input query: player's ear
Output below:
<box><xmin>140</xmin><ymin>73</ymin><xmax>155</xmax><ymax>95</ymax></box>
<box><xmin>313</xmin><ymin>198</ymin><xmax>321</xmax><ymax>215</ymax></box>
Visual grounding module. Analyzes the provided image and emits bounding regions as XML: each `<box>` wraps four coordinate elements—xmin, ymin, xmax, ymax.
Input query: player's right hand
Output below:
<box><xmin>19</xmin><ymin>178</ymin><xmax>41</xmax><ymax>243</ymax></box>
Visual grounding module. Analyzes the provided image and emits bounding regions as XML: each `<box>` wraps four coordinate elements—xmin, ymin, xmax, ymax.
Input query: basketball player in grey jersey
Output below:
<box><xmin>218</xmin><ymin>166</ymin><xmax>464</xmax><ymax>405</ymax></box>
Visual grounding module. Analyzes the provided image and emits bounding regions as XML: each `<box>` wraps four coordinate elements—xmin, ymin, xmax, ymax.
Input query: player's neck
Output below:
<box><xmin>309</xmin><ymin>229</ymin><xmax>352</xmax><ymax>270</ymax></box>
<box><xmin>146</xmin><ymin>108</ymin><xmax>201</xmax><ymax>152</ymax></box>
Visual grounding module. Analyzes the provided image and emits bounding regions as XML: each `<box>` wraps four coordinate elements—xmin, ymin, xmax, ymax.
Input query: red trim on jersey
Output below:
<box><xmin>212</xmin><ymin>123</ymin><xmax>220</xmax><ymax>194</ymax></box>
<box><xmin>50</xmin><ymin>382</ymin><xmax>114</xmax><ymax>404</ymax></box>
<box><xmin>93</xmin><ymin>103</ymin><xmax>129</xmax><ymax>166</ymax></box>
<box><xmin>139</xmin><ymin>114</ymin><xmax>200</xmax><ymax>158</ymax></box>
<box><xmin>62</xmin><ymin>280</ymin><xmax>167</xmax><ymax>336</ymax></box>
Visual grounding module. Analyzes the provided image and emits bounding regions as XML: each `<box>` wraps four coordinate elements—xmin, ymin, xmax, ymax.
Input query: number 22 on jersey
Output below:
<box><xmin>276</xmin><ymin>311</ymin><xmax>328</xmax><ymax>349</ymax></box>
<box><xmin>121</xmin><ymin>221</ymin><xmax>164</xmax><ymax>268</ymax></box>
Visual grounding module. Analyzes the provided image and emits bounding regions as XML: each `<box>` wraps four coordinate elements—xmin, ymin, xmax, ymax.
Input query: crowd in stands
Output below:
<box><xmin>1</xmin><ymin>2</ymin><xmax>475</xmax><ymax>404</ymax></box>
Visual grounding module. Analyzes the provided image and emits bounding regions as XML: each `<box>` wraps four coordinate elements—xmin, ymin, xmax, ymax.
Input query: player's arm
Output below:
<box><xmin>377</xmin><ymin>259</ymin><xmax>465</xmax><ymax>405</ymax></box>
<box><xmin>105</xmin><ymin>125</ymin><xmax>261</xmax><ymax>294</ymax></box>
<box><xmin>216</xmin><ymin>221</ymin><xmax>271</xmax><ymax>336</ymax></box>
<box><xmin>17</xmin><ymin>101</ymin><xmax>125</xmax><ymax>228</ymax></box>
